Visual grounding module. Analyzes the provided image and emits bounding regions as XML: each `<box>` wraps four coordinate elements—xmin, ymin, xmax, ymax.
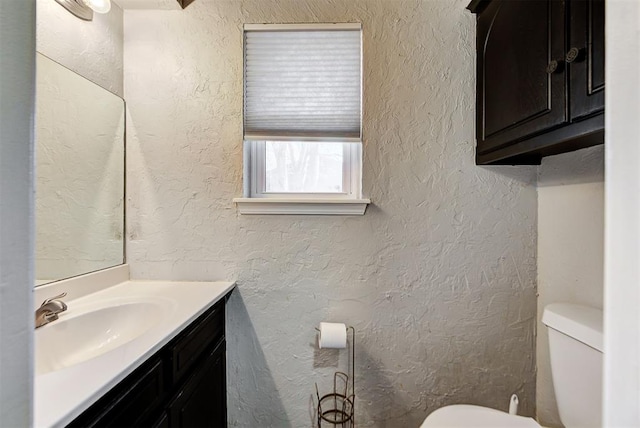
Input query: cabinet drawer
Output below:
<box><xmin>69</xmin><ymin>359</ymin><xmax>165</xmax><ymax>427</ymax></box>
<box><xmin>170</xmin><ymin>301</ymin><xmax>224</xmax><ymax>385</ymax></box>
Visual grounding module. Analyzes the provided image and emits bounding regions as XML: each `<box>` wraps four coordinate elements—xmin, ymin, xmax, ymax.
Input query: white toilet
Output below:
<box><xmin>421</xmin><ymin>303</ymin><xmax>603</xmax><ymax>427</ymax></box>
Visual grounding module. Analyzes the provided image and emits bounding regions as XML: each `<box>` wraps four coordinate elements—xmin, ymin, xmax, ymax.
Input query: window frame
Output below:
<box><xmin>248</xmin><ymin>141</ymin><xmax>361</xmax><ymax>200</ymax></box>
<box><xmin>235</xmin><ymin>23</ymin><xmax>370</xmax><ymax>215</ymax></box>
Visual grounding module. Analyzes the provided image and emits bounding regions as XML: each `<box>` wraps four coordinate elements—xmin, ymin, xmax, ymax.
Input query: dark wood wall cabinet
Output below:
<box><xmin>467</xmin><ymin>0</ymin><xmax>604</xmax><ymax>165</ymax></box>
<box><xmin>68</xmin><ymin>296</ymin><xmax>229</xmax><ymax>428</ymax></box>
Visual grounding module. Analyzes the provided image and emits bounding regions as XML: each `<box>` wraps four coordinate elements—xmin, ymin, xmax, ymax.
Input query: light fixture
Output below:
<box><xmin>54</xmin><ymin>0</ymin><xmax>111</xmax><ymax>21</ymax></box>
<box><xmin>82</xmin><ymin>0</ymin><xmax>111</xmax><ymax>14</ymax></box>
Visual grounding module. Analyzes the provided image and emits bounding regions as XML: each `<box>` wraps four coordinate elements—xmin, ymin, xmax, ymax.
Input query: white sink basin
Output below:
<box><xmin>34</xmin><ymin>276</ymin><xmax>236</xmax><ymax>428</ymax></box>
<box><xmin>36</xmin><ymin>299</ymin><xmax>171</xmax><ymax>375</ymax></box>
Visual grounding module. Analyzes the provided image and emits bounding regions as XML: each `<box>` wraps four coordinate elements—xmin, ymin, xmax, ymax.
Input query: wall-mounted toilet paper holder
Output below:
<box><xmin>315</xmin><ymin>324</ymin><xmax>356</xmax><ymax>427</ymax></box>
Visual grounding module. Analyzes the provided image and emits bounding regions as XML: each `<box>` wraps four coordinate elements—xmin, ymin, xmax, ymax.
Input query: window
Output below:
<box><xmin>234</xmin><ymin>23</ymin><xmax>369</xmax><ymax>215</ymax></box>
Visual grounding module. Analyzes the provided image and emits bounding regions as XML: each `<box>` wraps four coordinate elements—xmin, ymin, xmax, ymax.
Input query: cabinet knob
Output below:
<box><xmin>546</xmin><ymin>60</ymin><xmax>564</xmax><ymax>74</ymax></box>
<box><xmin>566</xmin><ymin>47</ymin><xmax>585</xmax><ymax>63</ymax></box>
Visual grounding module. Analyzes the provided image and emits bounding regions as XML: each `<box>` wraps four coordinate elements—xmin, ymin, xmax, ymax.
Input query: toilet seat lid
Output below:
<box><xmin>421</xmin><ymin>404</ymin><xmax>541</xmax><ymax>428</ymax></box>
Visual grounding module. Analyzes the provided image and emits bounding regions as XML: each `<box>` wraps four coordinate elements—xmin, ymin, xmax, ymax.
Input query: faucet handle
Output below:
<box><xmin>41</xmin><ymin>292</ymin><xmax>67</xmax><ymax>307</ymax></box>
<box><xmin>42</xmin><ymin>312</ymin><xmax>59</xmax><ymax>323</ymax></box>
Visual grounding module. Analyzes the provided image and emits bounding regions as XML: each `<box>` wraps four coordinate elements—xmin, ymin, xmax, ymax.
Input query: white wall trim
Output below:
<box><xmin>233</xmin><ymin>198</ymin><xmax>370</xmax><ymax>215</ymax></box>
<box><xmin>604</xmin><ymin>0</ymin><xmax>640</xmax><ymax>425</ymax></box>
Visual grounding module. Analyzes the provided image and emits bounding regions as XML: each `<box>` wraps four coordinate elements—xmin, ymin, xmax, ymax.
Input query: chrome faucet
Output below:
<box><xmin>35</xmin><ymin>292</ymin><xmax>68</xmax><ymax>328</ymax></box>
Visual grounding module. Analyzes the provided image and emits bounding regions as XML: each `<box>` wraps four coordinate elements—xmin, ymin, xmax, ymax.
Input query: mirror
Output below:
<box><xmin>35</xmin><ymin>53</ymin><xmax>125</xmax><ymax>287</ymax></box>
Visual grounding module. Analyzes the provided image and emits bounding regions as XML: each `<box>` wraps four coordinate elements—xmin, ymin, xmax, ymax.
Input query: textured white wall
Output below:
<box><xmin>0</xmin><ymin>1</ymin><xmax>36</xmax><ymax>425</ymax></box>
<box><xmin>535</xmin><ymin>145</ymin><xmax>604</xmax><ymax>427</ymax></box>
<box><xmin>35</xmin><ymin>54</ymin><xmax>125</xmax><ymax>283</ymax></box>
<box><xmin>36</xmin><ymin>0</ymin><xmax>124</xmax><ymax>97</ymax></box>
<box><xmin>124</xmin><ymin>1</ymin><xmax>538</xmax><ymax>426</ymax></box>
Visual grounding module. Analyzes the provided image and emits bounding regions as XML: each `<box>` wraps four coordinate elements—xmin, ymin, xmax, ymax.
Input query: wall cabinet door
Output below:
<box><xmin>476</xmin><ymin>0</ymin><xmax>566</xmax><ymax>155</ymax></box>
<box><xmin>568</xmin><ymin>0</ymin><xmax>605</xmax><ymax>121</ymax></box>
<box><xmin>67</xmin><ymin>359</ymin><xmax>166</xmax><ymax>428</ymax></box>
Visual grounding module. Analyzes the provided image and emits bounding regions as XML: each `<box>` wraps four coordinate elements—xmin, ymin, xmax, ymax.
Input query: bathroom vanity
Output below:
<box><xmin>68</xmin><ymin>295</ymin><xmax>228</xmax><ymax>427</ymax></box>
<box><xmin>33</xmin><ymin>268</ymin><xmax>235</xmax><ymax>427</ymax></box>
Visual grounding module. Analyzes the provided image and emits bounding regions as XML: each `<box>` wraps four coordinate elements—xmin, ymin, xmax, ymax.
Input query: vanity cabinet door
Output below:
<box><xmin>68</xmin><ymin>359</ymin><xmax>165</xmax><ymax>428</ymax></box>
<box><xmin>568</xmin><ymin>0</ymin><xmax>605</xmax><ymax>121</ymax></box>
<box><xmin>152</xmin><ymin>412</ymin><xmax>170</xmax><ymax>428</ymax></box>
<box><xmin>168</xmin><ymin>341</ymin><xmax>227</xmax><ymax>428</ymax></box>
<box><xmin>475</xmin><ymin>0</ymin><xmax>566</xmax><ymax>157</ymax></box>
<box><xmin>170</xmin><ymin>302</ymin><xmax>225</xmax><ymax>386</ymax></box>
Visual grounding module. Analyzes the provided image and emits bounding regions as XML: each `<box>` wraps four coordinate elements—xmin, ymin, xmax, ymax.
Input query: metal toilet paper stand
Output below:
<box><xmin>315</xmin><ymin>326</ymin><xmax>355</xmax><ymax>427</ymax></box>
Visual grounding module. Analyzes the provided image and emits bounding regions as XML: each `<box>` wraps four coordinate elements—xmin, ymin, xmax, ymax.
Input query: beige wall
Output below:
<box><xmin>124</xmin><ymin>1</ymin><xmax>539</xmax><ymax>425</ymax></box>
<box><xmin>536</xmin><ymin>145</ymin><xmax>605</xmax><ymax>427</ymax></box>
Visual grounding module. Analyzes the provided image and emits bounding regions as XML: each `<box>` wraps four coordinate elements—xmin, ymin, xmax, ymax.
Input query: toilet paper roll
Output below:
<box><xmin>318</xmin><ymin>322</ymin><xmax>347</xmax><ymax>349</ymax></box>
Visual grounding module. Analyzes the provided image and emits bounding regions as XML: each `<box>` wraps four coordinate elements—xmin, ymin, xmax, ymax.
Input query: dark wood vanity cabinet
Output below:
<box><xmin>468</xmin><ymin>0</ymin><xmax>605</xmax><ymax>165</ymax></box>
<box><xmin>68</xmin><ymin>297</ymin><xmax>228</xmax><ymax>428</ymax></box>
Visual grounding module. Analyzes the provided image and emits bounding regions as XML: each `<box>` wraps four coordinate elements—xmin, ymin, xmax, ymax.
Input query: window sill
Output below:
<box><xmin>233</xmin><ymin>198</ymin><xmax>371</xmax><ymax>215</ymax></box>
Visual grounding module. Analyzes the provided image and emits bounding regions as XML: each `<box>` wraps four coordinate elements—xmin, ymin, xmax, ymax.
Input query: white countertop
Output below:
<box><xmin>34</xmin><ymin>279</ymin><xmax>235</xmax><ymax>428</ymax></box>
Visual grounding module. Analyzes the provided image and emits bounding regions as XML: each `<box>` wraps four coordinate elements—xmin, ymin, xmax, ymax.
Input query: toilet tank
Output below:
<box><xmin>542</xmin><ymin>303</ymin><xmax>603</xmax><ymax>428</ymax></box>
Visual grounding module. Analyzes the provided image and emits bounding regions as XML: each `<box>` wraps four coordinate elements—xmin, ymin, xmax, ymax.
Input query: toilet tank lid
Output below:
<box><xmin>542</xmin><ymin>303</ymin><xmax>603</xmax><ymax>352</ymax></box>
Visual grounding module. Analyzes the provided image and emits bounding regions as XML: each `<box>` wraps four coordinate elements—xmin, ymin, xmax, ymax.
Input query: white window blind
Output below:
<box><xmin>243</xmin><ymin>24</ymin><xmax>362</xmax><ymax>141</ymax></box>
